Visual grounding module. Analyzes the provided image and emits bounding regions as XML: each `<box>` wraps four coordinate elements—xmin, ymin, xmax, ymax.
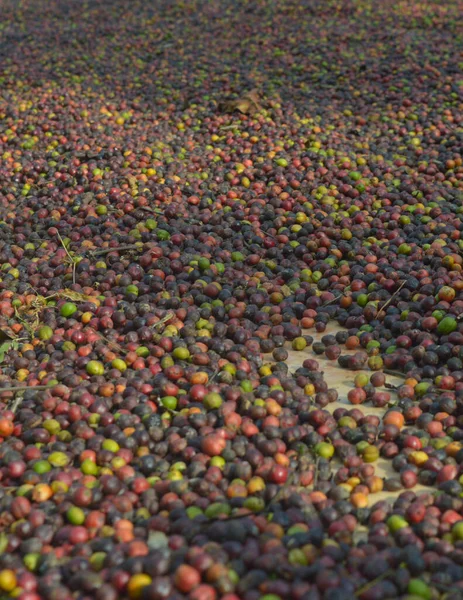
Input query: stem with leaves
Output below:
<box><xmin>57</xmin><ymin>231</ymin><xmax>79</xmax><ymax>285</ymax></box>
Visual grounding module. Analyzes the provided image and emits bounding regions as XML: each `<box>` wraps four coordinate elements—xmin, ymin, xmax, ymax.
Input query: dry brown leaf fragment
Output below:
<box><xmin>220</xmin><ymin>89</ymin><xmax>262</xmax><ymax>115</ymax></box>
<box><xmin>57</xmin><ymin>290</ymin><xmax>94</xmax><ymax>303</ymax></box>
<box><xmin>0</xmin><ymin>328</ymin><xmax>15</xmax><ymax>343</ymax></box>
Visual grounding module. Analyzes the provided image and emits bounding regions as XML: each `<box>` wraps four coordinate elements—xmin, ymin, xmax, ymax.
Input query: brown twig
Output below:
<box><xmin>322</xmin><ymin>293</ymin><xmax>342</xmax><ymax>307</ymax></box>
<box><xmin>383</xmin><ymin>368</ymin><xmax>407</xmax><ymax>379</ymax></box>
<box><xmin>355</xmin><ymin>569</ymin><xmax>394</xmax><ymax>597</ymax></box>
<box><xmin>138</xmin><ymin>206</ymin><xmax>163</xmax><ymax>214</ymax></box>
<box><xmin>208</xmin><ymin>368</ymin><xmax>220</xmax><ymax>383</ymax></box>
<box><xmin>97</xmin><ymin>332</ymin><xmax>126</xmax><ymax>355</ymax></box>
<box><xmin>0</xmin><ymin>384</ymin><xmax>52</xmax><ymax>394</ymax></box>
<box><xmin>384</xmin><ymin>382</ymin><xmax>399</xmax><ymax>390</ymax></box>
<box><xmin>312</xmin><ymin>456</ymin><xmax>321</xmax><ymax>490</ymax></box>
<box><xmin>376</xmin><ymin>280</ymin><xmax>406</xmax><ymax>319</ymax></box>
<box><xmin>89</xmin><ymin>244</ymin><xmax>144</xmax><ymax>257</ymax></box>
<box><xmin>256</xmin><ymin>228</ymin><xmax>277</xmax><ymax>241</ymax></box>
<box><xmin>322</xmin><ymin>286</ymin><xmax>351</xmax><ymax>307</ymax></box>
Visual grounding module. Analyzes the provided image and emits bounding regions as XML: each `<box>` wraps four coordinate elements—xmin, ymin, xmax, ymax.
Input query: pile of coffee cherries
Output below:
<box><xmin>0</xmin><ymin>0</ymin><xmax>462</xmax><ymax>598</ymax></box>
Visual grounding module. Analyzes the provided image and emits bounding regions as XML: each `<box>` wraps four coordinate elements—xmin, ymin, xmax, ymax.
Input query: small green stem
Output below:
<box><xmin>0</xmin><ymin>384</ymin><xmax>52</xmax><ymax>393</ymax></box>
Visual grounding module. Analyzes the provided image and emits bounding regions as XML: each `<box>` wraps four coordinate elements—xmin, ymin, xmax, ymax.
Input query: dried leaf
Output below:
<box><xmin>127</xmin><ymin>175</ymin><xmax>138</xmax><ymax>188</ymax></box>
<box><xmin>80</xmin><ymin>192</ymin><xmax>94</xmax><ymax>205</ymax></box>
<box><xmin>57</xmin><ymin>290</ymin><xmax>94</xmax><ymax>303</ymax></box>
<box><xmin>246</xmin><ymin>90</ymin><xmax>261</xmax><ymax>105</ymax></box>
<box><xmin>281</xmin><ymin>285</ymin><xmax>292</xmax><ymax>298</ymax></box>
<box><xmin>0</xmin><ymin>328</ymin><xmax>15</xmax><ymax>343</ymax></box>
<box><xmin>220</xmin><ymin>89</ymin><xmax>262</xmax><ymax>115</ymax></box>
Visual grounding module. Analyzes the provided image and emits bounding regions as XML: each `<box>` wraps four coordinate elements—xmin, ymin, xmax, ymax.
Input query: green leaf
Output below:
<box><xmin>0</xmin><ymin>341</ymin><xmax>12</xmax><ymax>363</ymax></box>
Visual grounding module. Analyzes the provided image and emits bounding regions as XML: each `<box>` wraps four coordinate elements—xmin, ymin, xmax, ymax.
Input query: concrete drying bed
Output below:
<box><xmin>266</xmin><ymin>322</ymin><xmax>432</xmax><ymax>507</ymax></box>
